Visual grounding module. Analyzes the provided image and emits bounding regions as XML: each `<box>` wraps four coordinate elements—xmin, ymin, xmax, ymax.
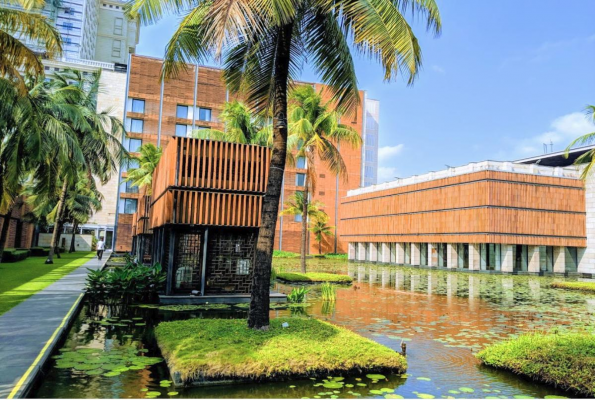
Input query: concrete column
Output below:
<box><xmin>553</xmin><ymin>247</ymin><xmax>566</xmax><ymax>273</ymax></box>
<box><xmin>381</xmin><ymin>243</ymin><xmax>391</xmax><ymax>263</ymax></box>
<box><xmin>428</xmin><ymin>243</ymin><xmax>438</xmax><ymax>266</ymax></box>
<box><xmin>411</xmin><ymin>243</ymin><xmax>421</xmax><ymax>265</ymax></box>
<box><xmin>369</xmin><ymin>243</ymin><xmax>378</xmax><ymax>262</ymax></box>
<box><xmin>480</xmin><ymin>244</ymin><xmax>487</xmax><ymax>270</ymax></box>
<box><xmin>357</xmin><ymin>243</ymin><xmax>366</xmax><ymax>261</ymax></box>
<box><xmin>565</xmin><ymin>248</ymin><xmax>578</xmax><ymax>272</ymax></box>
<box><xmin>539</xmin><ymin>246</ymin><xmax>547</xmax><ymax>272</ymax></box>
<box><xmin>457</xmin><ymin>244</ymin><xmax>465</xmax><ymax>268</ymax></box>
<box><xmin>446</xmin><ymin>244</ymin><xmax>458</xmax><ymax>269</ymax></box>
<box><xmin>528</xmin><ymin>246</ymin><xmax>541</xmax><ymax>274</ymax></box>
<box><xmin>348</xmin><ymin>243</ymin><xmax>356</xmax><ymax>261</ymax></box>
<box><xmin>395</xmin><ymin>243</ymin><xmax>405</xmax><ymax>264</ymax></box>
<box><xmin>501</xmin><ymin>245</ymin><xmax>514</xmax><ymax>273</ymax></box>
<box><xmin>469</xmin><ymin>244</ymin><xmax>480</xmax><ymax>271</ymax></box>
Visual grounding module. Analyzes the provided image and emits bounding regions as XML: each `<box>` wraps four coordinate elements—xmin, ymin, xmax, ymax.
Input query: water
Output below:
<box><xmin>31</xmin><ymin>261</ymin><xmax>595</xmax><ymax>399</ymax></box>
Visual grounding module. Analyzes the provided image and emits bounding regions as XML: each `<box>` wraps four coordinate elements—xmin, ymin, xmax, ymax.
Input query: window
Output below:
<box><xmin>63</xmin><ymin>22</ymin><xmax>73</xmax><ymax>30</ymax></box>
<box><xmin>121</xmin><ymin>158</ymin><xmax>139</xmax><ymax>172</ymax></box>
<box><xmin>198</xmin><ymin>107</ymin><xmax>211</xmax><ymax>121</ymax></box>
<box><xmin>64</xmin><ymin>37</ymin><xmax>72</xmax><ymax>45</ymax></box>
<box><xmin>118</xmin><ymin>199</ymin><xmax>138</xmax><ymax>214</ymax></box>
<box><xmin>130</xmin><ymin>118</ymin><xmax>143</xmax><ymax>133</ymax></box>
<box><xmin>64</xmin><ymin>7</ymin><xmax>74</xmax><ymax>14</ymax></box>
<box><xmin>176</xmin><ymin>105</ymin><xmax>189</xmax><ymax>119</ymax></box>
<box><xmin>114</xmin><ymin>18</ymin><xmax>123</xmax><ymax>35</ymax></box>
<box><xmin>296</xmin><ymin>173</ymin><xmax>306</xmax><ymax>186</ymax></box>
<box><xmin>175</xmin><ymin>124</ymin><xmax>190</xmax><ymax>137</ymax></box>
<box><xmin>124</xmin><ymin>138</ymin><xmax>142</xmax><ymax>152</ymax></box>
<box><xmin>112</xmin><ymin>39</ymin><xmax>121</xmax><ymax>58</ymax></box>
<box><xmin>120</xmin><ymin>180</ymin><xmax>138</xmax><ymax>194</ymax></box>
<box><xmin>131</xmin><ymin>99</ymin><xmax>145</xmax><ymax>113</ymax></box>
<box><xmin>294</xmin><ymin>214</ymin><xmax>303</xmax><ymax>222</ymax></box>
<box><xmin>236</xmin><ymin>259</ymin><xmax>251</xmax><ymax>275</ymax></box>
<box><xmin>296</xmin><ymin>157</ymin><xmax>306</xmax><ymax>169</ymax></box>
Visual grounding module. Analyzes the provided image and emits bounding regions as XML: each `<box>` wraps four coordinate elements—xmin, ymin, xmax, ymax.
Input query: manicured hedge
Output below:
<box><xmin>277</xmin><ymin>271</ymin><xmax>353</xmax><ymax>284</ymax></box>
<box><xmin>2</xmin><ymin>248</ymin><xmax>30</xmax><ymax>262</ymax></box>
<box><xmin>29</xmin><ymin>247</ymin><xmax>51</xmax><ymax>257</ymax></box>
<box><xmin>550</xmin><ymin>281</ymin><xmax>595</xmax><ymax>293</ymax></box>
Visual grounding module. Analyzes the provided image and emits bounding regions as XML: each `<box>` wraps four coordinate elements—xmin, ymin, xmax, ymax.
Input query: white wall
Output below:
<box><xmin>38</xmin><ymin>233</ymin><xmax>94</xmax><ymax>251</ymax></box>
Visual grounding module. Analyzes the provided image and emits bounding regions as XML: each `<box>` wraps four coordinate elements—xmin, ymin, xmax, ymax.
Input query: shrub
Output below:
<box><xmin>277</xmin><ymin>272</ymin><xmax>353</xmax><ymax>284</ymax></box>
<box><xmin>324</xmin><ymin>253</ymin><xmax>348</xmax><ymax>260</ymax></box>
<box><xmin>273</xmin><ymin>250</ymin><xmax>300</xmax><ymax>258</ymax></box>
<box><xmin>550</xmin><ymin>281</ymin><xmax>595</xmax><ymax>293</ymax></box>
<box><xmin>287</xmin><ymin>287</ymin><xmax>310</xmax><ymax>303</ymax></box>
<box><xmin>29</xmin><ymin>247</ymin><xmax>51</xmax><ymax>257</ymax></box>
<box><xmin>2</xmin><ymin>248</ymin><xmax>30</xmax><ymax>262</ymax></box>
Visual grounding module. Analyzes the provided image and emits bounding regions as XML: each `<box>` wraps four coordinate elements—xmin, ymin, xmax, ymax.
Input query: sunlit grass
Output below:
<box><xmin>0</xmin><ymin>252</ymin><xmax>95</xmax><ymax>315</ymax></box>
<box><xmin>155</xmin><ymin>318</ymin><xmax>406</xmax><ymax>384</ymax></box>
<box><xmin>277</xmin><ymin>271</ymin><xmax>353</xmax><ymax>284</ymax></box>
<box><xmin>550</xmin><ymin>281</ymin><xmax>595</xmax><ymax>293</ymax></box>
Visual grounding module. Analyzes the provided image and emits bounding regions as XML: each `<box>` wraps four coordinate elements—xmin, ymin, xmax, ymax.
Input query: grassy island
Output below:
<box><xmin>550</xmin><ymin>281</ymin><xmax>595</xmax><ymax>293</ymax></box>
<box><xmin>476</xmin><ymin>332</ymin><xmax>595</xmax><ymax>396</ymax></box>
<box><xmin>155</xmin><ymin>318</ymin><xmax>406</xmax><ymax>385</ymax></box>
<box><xmin>276</xmin><ymin>272</ymin><xmax>353</xmax><ymax>284</ymax></box>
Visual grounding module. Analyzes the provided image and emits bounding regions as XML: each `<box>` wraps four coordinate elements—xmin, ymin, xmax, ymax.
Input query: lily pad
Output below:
<box><xmin>417</xmin><ymin>377</ymin><xmax>431</xmax><ymax>381</ymax></box>
<box><xmin>370</xmin><ymin>390</ymin><xmax>384</xmax><ymax>395</ymax></box>
<box><xmin>168</xmin><ymin>392</ymin><xmax>179</xmax><ymax>396</ymax></box>
<box><xmin>459</xmin><ymin>387</ymin><xmax>475</xmax><ymax>393</ymax></box>
<box><xmin>416</xmin><ymin>394</ymin><xmax>435</xmax><ymax>399</ymax></box>
<box><xmin>366</xmin><ymin>374</ymin><xmax>386</xmax><ymax>380</ymax></box>
<box><xmin>544</xmin><ymin>397</ymin><xmax>568</xmax><ymax>399</ymax></box>
<box><xmin>103</xmin><ymin>371</ymin><xmax>121</xmax><ymax>377</ymax></box>
<box><xmin>385</xmin><ymin>395</ymin><xmax>404</xmax><ymax>399</ymax></box>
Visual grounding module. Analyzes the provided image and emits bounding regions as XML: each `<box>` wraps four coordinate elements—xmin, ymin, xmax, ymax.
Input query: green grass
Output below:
<box><xmin>276</xmin><ymin>271</ymin><xmax>353</xmax><ymax>284</ymax></box>
<box><xmin>477</xmin><ymin>332</ymin><xmax>595</xmax><ymax>396</ymax></box>
<box><xmin>155</xmin><ymin>318</ymin><xmax>406</xmax><ymax>383</ymax></box>
<box><xmin>273</xmin><ymin>250</ymin><xmax>300</xmax><ymax>258</ymax></box>
<box><xmin>0</xmin><ymin>251</ymin><xmax>95</xmax><ymax>315</ymax></box>
<box><xmin>550</xmin><ymin>281</ymin><xmax>595</xmax><ymax>293</ymax></box>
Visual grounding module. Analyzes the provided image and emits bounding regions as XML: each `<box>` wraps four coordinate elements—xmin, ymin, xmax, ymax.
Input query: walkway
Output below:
<box><xmin>0</xmin><ymin>252</ymin><xmax>110</xmax><ymax>399</ymax></box>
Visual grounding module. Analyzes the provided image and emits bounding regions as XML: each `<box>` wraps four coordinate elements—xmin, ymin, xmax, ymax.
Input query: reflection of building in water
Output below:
<box><xmin>395</xmin><ymin>270</ymin><xmax>405</xmax><ymax>290</ymax></box>
<box><xmin>468</xmin><ymin>276</ymin><xmax>481</xmax><ymax>298</ymax></box>
<box><xmin>369</xmin><ymin>268</ymin><xmax>378</xmax><ymax>286</ymax></box>
<box><xmin>528</xmin><ymin>278</ymin><xmax>541</xmax><ymax>301</ymax></box>
<box><xmin>410</xmin><ymin>274</ymin><xmax>421</xmax><ymax>291</ymax></box>
<box><xmin>344</xmin><ymin>151</ymin><xmax>595</xmax><ymax>275</ymax></box>
<box><xmin>357</xmin><ymin>266</ymin><xmax>366</xmax><ymax>283</ymax></box>
<box><xmin>447</xmin><ymin>274</ymin><xmax>458</xmax><ymax>299</ymax></box>
<box><xmin>381</xmin><ymin>268</ymin><xmax>390</xmax><ymax>288</ymax></box>
<box><xmin>501</xmin><ymin>277</ymin><xmax>514</xmax><ymax>306</ymax></box>
<box><xmin>427</xmin><ymin>272</ymin><xmax>438</xmax><ymax>295</ymax></box>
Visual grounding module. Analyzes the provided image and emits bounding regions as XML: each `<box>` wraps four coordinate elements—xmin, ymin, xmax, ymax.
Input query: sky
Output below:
<box><xmin>136</xmin><ymin>0</ymin><xmax>595</xmax><ymax>182</ymax></box>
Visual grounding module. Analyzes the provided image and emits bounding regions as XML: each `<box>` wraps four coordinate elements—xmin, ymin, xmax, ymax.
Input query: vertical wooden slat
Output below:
<box><xmin>239</xmin><ymin>144</ymin><xmax>245</xmax><ymax>191</ymax></box>
<box><xmin>222</xmin><ymin>142</ymin><xmax>229</xmax><ymax>190</ymax></box>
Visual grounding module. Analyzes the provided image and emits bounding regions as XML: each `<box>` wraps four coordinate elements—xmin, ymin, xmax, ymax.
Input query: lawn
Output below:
<box><xmin>155</xmin><ymin>318</ymin><xmax>406</xmax><ymax>385</ymax></box>
<box><xmin>550</xmin><ymin>281</ymin><xmax>595</xmax><ymax>293</ymax></box>
<box><xmin>277</xmin><ymin>271</ymin><xmax>353</xmax><ymax>284</ymax></box>
<box><xmin>476</xmin><ymin>332</ymin><xmax>595</xmax><ymax>396</ymax></box>
<box><xmin>0</xmin><ymin>251</ymin><xmax>95</xmax><ymax>315</ymax></box>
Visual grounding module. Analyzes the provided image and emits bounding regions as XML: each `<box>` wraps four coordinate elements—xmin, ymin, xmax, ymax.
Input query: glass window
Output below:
<box><xmin>198</xmin><ymin>107</ymin><xmax>211</xmax><ymax>121</ymax></box>
<box><xmin>296</xmin><ymin>157</ymin><xmax>306</xmax><ymax>169</ymax></box>
<box><xmin>114</xmin><ymin>18</ymin><xmax>123</xmax><ymax>35</ymax></box>
<box><xmin>118</xmin><ymin>199</ymin><xmax>138</xmax><ymax>214</ymax></box>
<box><xmin>236</xmin><ymin>259</ymin><xmax>251</xmax><ymax>275</ymax></box>
<box><xmin>131</xmin><ymin>99</ymin><xmax>145</xmax><ymax>113</ymax></box>
<box><xmin>124</xmin><ymin>138</ymin><xmax>142</xmax><ymax>152</ymax></box>
<box><xmin>294</xmin><ymin>214</ymin><xmax>303</xmax><ymax>222</ymax></box>
<box><xmin>112</xmin><ymin>39</ymin><xmax>121</xmax><ymax>57</ymax></box>
<box><xmin>121</xmin><ymin>158</ymin><xmax>139</xmax><ymax>172</ymax></box>
<box><xmin>130</xmin><ymin>118</ymin><xmax>143</xmax><ymax>133</ymax></box>
<box><xmin>63</xmin><ymin>22</ymin><xmax>73</xmax><ymax>30</ymax></box>
<box><xmin>296</xmin><ymin>173</ymin><xmax>306</xmax><ymax>186</ymax></box>
<box><xmin>120</xmin><ymin>180</ymin><xmax>138</xmax><ymax>194</ymax></box>
<box><xmin>175</xmin><ymin>124</ymin><xmax>189</xmax><ymax>137</ymax></box>
<box><xmin>176</xmin><ymin>105</ymin><xmax>189</xmax><ymax>119</ymax></box>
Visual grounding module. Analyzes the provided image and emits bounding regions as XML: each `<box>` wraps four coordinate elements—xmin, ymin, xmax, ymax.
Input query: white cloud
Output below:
<box><xmin>431</xmin><ymin>65</ymin><xmax>445</xmax><ymax>74</ymax></box>
<box><xmin>378</xmin><ymin>144</ymin><xmax>404</xmax><ymax>161</ymax></box>
<box><xmin>377</xmin><ymin>166</ymin><xmax>398</xmax><ymax>184</ymax></box>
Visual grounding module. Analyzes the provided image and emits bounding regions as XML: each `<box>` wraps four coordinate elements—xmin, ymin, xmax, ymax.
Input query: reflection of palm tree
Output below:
<box><xmin>566</xmin><ymin>105</ymin><xmax>595</xmax><ymax>180</ymax></box>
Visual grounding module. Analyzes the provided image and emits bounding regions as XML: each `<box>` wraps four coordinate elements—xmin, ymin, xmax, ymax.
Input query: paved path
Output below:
<box><xmin>0</xmin><ymin>252</ymin><xmax>110</xmax><ymax>399</ymax></box>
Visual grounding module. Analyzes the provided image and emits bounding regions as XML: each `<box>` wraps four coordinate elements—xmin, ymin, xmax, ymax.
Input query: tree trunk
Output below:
<box><xmin>319</xmin><ymin>240</ymin><xmax>322</xmax><ymax>255</ymax></box>
<box><xmin>69</xmin><ymin>221</ymin><xmax>78</xmax><ymax>253</ymax></box>
<box><xmin>46</xmin><ymin>179</ymin><xmax>68</xmax><ymax>264</ymax></box>
<box><xmin>300</xmin><ymin>175</ymin><xmax>308</xmax><ymax>273</ymax></box>
<box><xmin>0</xmin><ymin>205</ymin><xmax>14</xmax><ymax>264</ymax></box>
<box><xmin>247</xmin><ymin>23</ymin><xmax>293</xmax><ymax>330</ymax></box>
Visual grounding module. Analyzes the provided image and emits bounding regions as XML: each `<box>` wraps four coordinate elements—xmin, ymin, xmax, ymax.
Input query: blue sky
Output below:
<box><xmin>136</xmin><ymin>0</ymin><xmax>595</xmax><ymax>182</ymax></box>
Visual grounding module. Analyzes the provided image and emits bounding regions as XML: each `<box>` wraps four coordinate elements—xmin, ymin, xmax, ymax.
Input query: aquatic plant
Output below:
<box><xmin>320</xmin><ymin>282</ymin><xmax>337</xmax><ymax>302</ymax></box>
<box><xmin>277</xmin><ymin>272</ymin><xmax>353</xmax><ymax>284</ymax></box>
<box><xmin>287</xmin><ymin>287</ymin><xmax>310</xmax><ymax>303</ymax></box>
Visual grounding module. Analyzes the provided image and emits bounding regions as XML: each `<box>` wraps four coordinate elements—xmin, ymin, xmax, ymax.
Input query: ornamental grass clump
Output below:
<box><xmin>287</xmin><ymin>287</ymin><xmax>310</xmax><ymax>303</ymax></box>
<box><xmin>476</xmin><ymin>332</ymin><xmax>595</xmax><ymax>396</ymax></box>
<box><xmin>320</xmin><ymin>282</ymin><xmax>337</xmax><ymax>302</ymax></box>
<box><xmin>550</xmin><ymin>281</ymin><xmax>595</xmax><ymax>293</ymax></box>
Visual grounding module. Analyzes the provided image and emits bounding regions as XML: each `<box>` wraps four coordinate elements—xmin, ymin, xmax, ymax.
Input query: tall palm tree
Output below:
<box><xmin>128</xmin><ymin>0</ymin><xmax>441</xmax><ymax>329</ymax></box>
<box><xmin>0</xmin><ymin>0</ymin><xmax>62</xmax><ymax>91</ymax></box>
<box><xmin>279</xmin><ymin>191</ymin><xmax>326</xmax><ymax>223</ymax></box>
<box><xmin>566</xmin><ymin>105</ymin><xmax>595</xmax><ymax>180</ymax></box>
<box><xmin>288</xmin><ymin>85</ymin><xmax>361</xmax><ymax>272</ymax></box>
<box><xmin>309</xmin><ymin>215</ymin><xmax>334</xmax><ymax>255</ymax></box>
<box><xmin>122</xmin><ymin>143</ymin><xmax>162</xmax><ymax>195</ymax></box>
<box><xmin>65</xmin><ymin>172</ymin><xmax>103</xmax><ymax>252</ymax></box>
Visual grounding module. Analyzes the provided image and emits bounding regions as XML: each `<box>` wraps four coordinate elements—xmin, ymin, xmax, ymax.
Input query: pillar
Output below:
<box><xmin>396</xmin><ymin>243</ymin><xmax>405</xmax><ymax>264</ymax></box>
<box><xmin>411</xmin><ymin>243</ymin><xmax>421</xmax><ymax>266</ymax></box>
<box><xmin>428</xmin><ymin>243</ymin><xmax>438</xmax><ymax>266</ymax></box>
<box><xmin>348</xmin><ymin>243</ymin><xmax>356</xmax><ymax>261</ymax></box>
<box><xmin>553</xmin><ymin>247</ymin><xmax>566</xmax><ymax>273</ymax></box>
<box><xmin>501</xmin><ymin>245</ymin><xmax>514</xmax><ymax>272</ymax></box>
<box><xmin>469</xmin><ymin>244</ymin><xmax>480</xmax><ymax>271</ymax></box>
<box><xmin>480</xmin><ymin>244</ymin><xmax>488</xmax><ymax>270</ymax></box>
<box><xmin>446</xmin><ymin>244</ymin><xmax>458</xmax><ymax>269</ymax></box>
<box><xmin>528</xmin><ymin>246</ymin><xmax>540</xmax><ymax>274</ymax></box>
<box><xmin>369</xmin><ymin>243</ymin><xmax>378</xmax><ymax>262</ymax></box>
<box><xmin>381</xmin><ymin>243</ymin><xmax>391</xmax><ymax>263</ymax></box>
<box><xmin>357</xmin><ymin>243</ymin><xmax>366</xmax><ymax>261</ymax></box>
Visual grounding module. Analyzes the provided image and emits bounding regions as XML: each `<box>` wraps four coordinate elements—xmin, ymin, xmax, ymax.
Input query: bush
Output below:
<box><xmin>287</xmin><ymin>287</ymin><xmax>310</xmax><ymax>303</ymax></box>
<box><xmin>2</xmin><ymin>248</ymin><xmax>30</xmax><ymax>262</ymax></box>
<box><xmin>324</xmin><ymin>253</ymin><xmax>348</xmax><ymax>260</ymax></box>
<box><xmin>550</xmin><ymin>281</ymin><xmax>595</xmax><ymax>293</ymax></box>
<box><xmin>29</xmin><ymin>247</ymin><xmax>51</xmax><ymax>257</ymax></box>
<box><xmin>85</xmin><ymin>259</ymin><xmax>166</xmax><ymax>304</ymax></box>
<box><xmin>477</xmin><ymin>332</ymin><xmax>595</xmax><ymax>396</ymax></box>
<box><xmin>273</xmin><ymin>250</ymin><xmax>300</xmax><ymax>258</ymax></box>
<box><xmin>277</xmin><ymin>271</ymin><xmax>353</xmax><ymax>284</ymax></box>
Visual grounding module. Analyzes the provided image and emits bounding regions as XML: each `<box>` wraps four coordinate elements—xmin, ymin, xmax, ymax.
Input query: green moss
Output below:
<box><xmin>550</xmin><ymin>281</ymin><xmax>595</xmax><ymax>293</ymax></box>
<box><xmin>277</xmin><ymin>272</ymin><xmax>353</xmax><ymax>284</ymax></box>
<box><xmin>0</xmin><ymin>252</ymin><xmax>95</xmax><ymax>315</ymax></box>
<box><xmin>476</xmin><ymin>332</ymin><xmax>595</xmax><ymax>396</ymax></box>
<box><xmin>155</xmin><ymin>318</ymin><xmax>406</xmax><ymax>383</ymax></box>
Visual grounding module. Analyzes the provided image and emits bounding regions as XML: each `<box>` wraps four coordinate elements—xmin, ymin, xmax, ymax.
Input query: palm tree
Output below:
<box><xmin>128</xmin><ymin>0</ymin><xmax>441</xmax><ymax>329</ymax></box>
<box><xmin>288</xmin><ymin>85</ymin><xmax>361</xmax><ymax>272</ymax></box>
<box><xmin>122</xmin><ymin>143</ymin><xmax>162</xmax><ymax>195</ymax></box>
<box><xmin>65</xmin><ymin>172</ymin><xmax>103</xmax><ymax>252</ymax></box>
<box><xmin>309</xmin><ymin>215</ymin><xmax>334</xmax><ymax>255</ymax></box>
<box><xmin>566</xmin><ymin>105</ymin><xmax>595</xmax><ymax>180</ymax></box>
<box><xmin>279</xmin><ymin>191</ymin><xmax>326</xmax><ymax>224</ymax></box>
<box><xmin>0</xmin><ymin>0</ymin><xmax>62</xmax><ymax>91</ymax></box>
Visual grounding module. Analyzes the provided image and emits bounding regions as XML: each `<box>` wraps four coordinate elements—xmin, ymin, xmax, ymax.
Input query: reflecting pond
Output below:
<box><xmin>31</xmin><ymin>260</ymin><xmax>595</xmax><ymax>399</ymax></box>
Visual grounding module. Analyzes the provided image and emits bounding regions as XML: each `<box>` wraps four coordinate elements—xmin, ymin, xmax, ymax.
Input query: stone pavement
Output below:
<box><xmin>0</xmin><ymin>251</ymin><xmax>110</xmax><ymax>398</ymax></box>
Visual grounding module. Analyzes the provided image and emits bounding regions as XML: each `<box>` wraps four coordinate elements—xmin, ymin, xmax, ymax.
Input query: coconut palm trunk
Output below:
<box><xmin>69</xmin><ymin>221</ymin><xmax>78</xmax><ymax>253</ymax></box>
<box><xmin>0</xmin><ymin>205</ymin><xmax>14</xmax><ymax>263</ymax></box>
<box><xmin>247</xmin><ymin>23</ymin><xmax>293</xmax><ymax>330</ymax></box>
<box><xmin>300</xmin><ymin>175</ymin><xmax>308</xmax><ymax>273</ymax></box>
<box><xmin>46</xmin><ymin>179</ymin><xmax>68</xmax><ymax>264</ymax></box>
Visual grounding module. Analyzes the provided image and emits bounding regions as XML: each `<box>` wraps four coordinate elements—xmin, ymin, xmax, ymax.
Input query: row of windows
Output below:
<box><xmin>129</xmin><ymin>118</ymin><xmax>209</xmax><ymax>138</ymax></box>
<box><xmin>130</xmin><ymin>99</ymin><xmax>212</xmax><ymax>122</ymax></box>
